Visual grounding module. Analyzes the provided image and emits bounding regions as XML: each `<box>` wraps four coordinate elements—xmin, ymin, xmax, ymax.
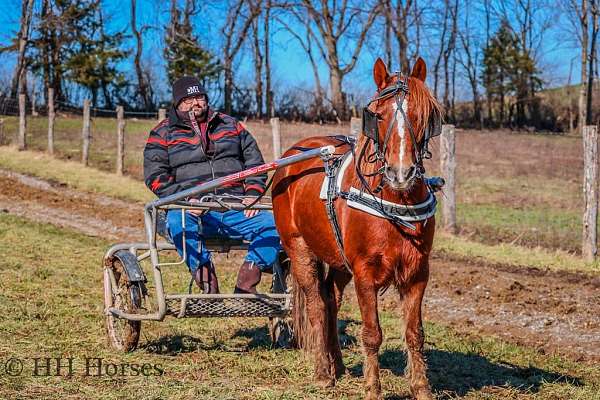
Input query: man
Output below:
<box><xmin>143</xmin><ymin>76</ymin><xmax>281</xmax><ymax>294</ymax></box>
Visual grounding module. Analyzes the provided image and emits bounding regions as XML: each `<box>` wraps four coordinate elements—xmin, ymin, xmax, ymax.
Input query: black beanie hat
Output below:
<box><xmin>172</xmin><ymin>76</ymin><xmax>208</xmax><ymax>106</ymax></box>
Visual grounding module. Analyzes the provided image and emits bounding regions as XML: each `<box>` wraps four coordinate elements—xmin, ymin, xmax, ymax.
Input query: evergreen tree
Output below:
<box><xmin>482</xmin><ymin>20</ymin><xmax>542</xmax><ymax>127</ymax></box>
<box><xmin>164</xmin><ymin>0</ymin><xmax>220</xmax><ymax>91</ymax></box>
<box><xmin>62</xmin><ymin>1</ymin><xmax>128</xmax><ymax>107</ymax></box>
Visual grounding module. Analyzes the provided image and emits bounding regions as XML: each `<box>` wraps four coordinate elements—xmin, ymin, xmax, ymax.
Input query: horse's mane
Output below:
<box><xmin>407</xmin><ymin>77</ymin><xmax>443</xmax><ymax>138</ymax></box>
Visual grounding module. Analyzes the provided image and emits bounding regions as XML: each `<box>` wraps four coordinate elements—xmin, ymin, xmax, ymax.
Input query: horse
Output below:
<box><xmin>271</xmin><ymin>57</ymin><xmax>442</xmax><ymax>400</ymax></box>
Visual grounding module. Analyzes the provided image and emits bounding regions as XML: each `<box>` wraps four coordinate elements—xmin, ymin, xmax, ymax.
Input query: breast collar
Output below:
<box><xmin>319</xmin><ymin>149</ymin><xmax>438</xmax><ymax>231</ymax></box>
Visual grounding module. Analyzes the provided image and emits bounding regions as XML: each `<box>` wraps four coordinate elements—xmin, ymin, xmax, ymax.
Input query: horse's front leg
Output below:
<box><xmin>354</xmin><ymin>274</ymin><xmax>383</xmax><ymax>400</ymax></box>
<box><xmin>401</xmin><ymin>265</ymin><xmax>433</xmax><ymax>400</ymax></box>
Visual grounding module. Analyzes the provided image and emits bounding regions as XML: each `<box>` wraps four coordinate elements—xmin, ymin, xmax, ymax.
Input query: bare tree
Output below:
<box><xmin>382</xmin><ymin>0</ymin><xmax>412</xmax><ymax>73</ymax></box>
<box><xmin>277</xmin><ymin>8</ymin><xmax>326</xmax><ymax>122</ymax></box>
<box><xmin>131</xmin><ymin>0</ymin><xmax>153</xmax><ymax>110</ymax></box>
<box><xmin>568</xmin><ymin>0</ymin><xmax>589</xmax><ymax>133</ymax></box>
<box><xmin>456</xmin><ymin>0</ymin><xmax>482</xmax><ymax>127</ymax></box>
<box><xmin>432</xmin><ymin>1</ymin><xmax>450</xmax><ymax>99</ymax></box>
<box><xmin>264</xmin><ymin>0</ymin><xmax>274</xmax><ymax>117</ymax></box>
<box><xmin>483</xmin><ymin>0</ymin><xmax>492</xmax><ymax>124</ymax></box>
<box><xmin>443</xmin><ymin>0</ymin><xmax>459</xmax><ymax>116</ymax></box>
<box><xmin>587</xmin><ymin>0</ymin><xmax>599</xmax><ymax>124</ymax></box>
<box><xmin>222</xmin><ymin>0</ymin><xmax>261</xmax><ymax>114</ymax></box>
<box><xmin>250</xmin><ymin>10</ymin><xmax>264</xmax><ymax>118</ymax></box>
<box><xmin>11</xmin><ymin>0</ymin><xmax>34</xmax><ymax>97</ymax></box>
<box><xmin>300</xmin><ymin>0</ymin><xmax>381</xmax><ymax>120</ymax></box>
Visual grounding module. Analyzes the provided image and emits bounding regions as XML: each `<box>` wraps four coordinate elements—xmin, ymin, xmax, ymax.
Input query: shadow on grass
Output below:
<box><xmin>349</xmin><ymin>348</ymin><xmax>582</xmax><ymax>398</ymax></box>
<box><xmin>141</xmin><ymin>334</ymin><xmax>222</xmax><ymax>355</ymax></box>
<box><xmin>231</xmin><ymin>318</ymin><xmax>359</xmax><ymax>351</ymax></box>
<box><xmin>338</xmin><ymin>319</ymin><xmax>359</xmax><ymax>348</ymax></box>
<box><xmin>232</xmin><ymin>326</ymin><xmax>272</xmax><ymax>349</ymax></box>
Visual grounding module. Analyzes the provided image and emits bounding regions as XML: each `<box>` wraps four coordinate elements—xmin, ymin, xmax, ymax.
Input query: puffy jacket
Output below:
<box><xmin>143</xmin><ymin>106</ymin><xmax>267</xmax><ymax>199</ymax></box>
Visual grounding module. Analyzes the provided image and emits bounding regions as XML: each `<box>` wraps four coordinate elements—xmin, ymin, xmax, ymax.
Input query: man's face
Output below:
<box><xmin>177</xmin><ymin>94</ymin><xmax>208</xmax><ymax>119</ymax></box>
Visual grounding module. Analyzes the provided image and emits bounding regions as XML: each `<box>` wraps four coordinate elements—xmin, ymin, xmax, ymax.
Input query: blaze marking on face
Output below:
<box><xmin>392</xmin><ymin>99</ymin><xmax>408</xmax><ymax>181</ymax></box>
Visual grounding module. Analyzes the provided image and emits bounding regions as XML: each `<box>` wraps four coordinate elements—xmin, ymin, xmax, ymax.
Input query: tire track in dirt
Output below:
<box><xmin>0</xmin><ymin>169</ymin><xmax>144</xmax><ymax>242</ymax></box>
<box><xmin>2</xmin><ymin>169</ymin><xmax>599</xmax><ymax>362</ymax></box>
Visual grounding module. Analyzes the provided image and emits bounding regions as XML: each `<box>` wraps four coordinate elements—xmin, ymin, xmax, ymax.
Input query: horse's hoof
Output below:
<box><xmin>364</xmin><ymin>391</ymin><xmax>382</xmax><ymax>400</ymax></box>
<box><xmin>333</xmin><ymin>362</ymin><xmax>347</xmax><ymax>379</ymax></box>
<box><xmin>315</xmin><ymin>376</ymin><xmax>335</xmax><ymax>388</ymax></box>
<box><xmin>335</xmin><ymin>366</ymin><xmax>347</xmax><ymax>379</ymax></box>
<box><xmin>412</xmin><ymin>387</ymin><xmax>435</xmax><ymax>400</ymax></box>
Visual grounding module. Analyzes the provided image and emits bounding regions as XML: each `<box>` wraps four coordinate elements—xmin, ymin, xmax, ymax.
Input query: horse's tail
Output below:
<box><xmin>291</xmin><ymin>274</ymin><xmax>315</xmax><ymax>352</ymax></box>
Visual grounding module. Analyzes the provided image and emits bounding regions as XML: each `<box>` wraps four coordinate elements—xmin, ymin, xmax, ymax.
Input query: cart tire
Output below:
<box><xmin>269</xmin><ymin>316</ymin><xmax>294</xmax><ymax>348</ymax></box>
<box><xmin>269</xmin><ymin>253</ymin><xmax>295</xmax><ymax>348</ymax></box>
<box><xmin>104</xmin><ymin>254</ymin><xmax>143</xmax><ymax>352</ymax></box>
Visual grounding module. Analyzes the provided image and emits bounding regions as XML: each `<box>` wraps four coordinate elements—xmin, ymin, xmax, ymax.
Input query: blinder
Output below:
<box><xmin>362</xmin><ymin>108</ymin><xmax>381</xmax><ymax>144</ymax></box>
<box><xmin>425</xmin><ymin>112</ymin><xmax>442</xmax><ymax>141</ymax></box>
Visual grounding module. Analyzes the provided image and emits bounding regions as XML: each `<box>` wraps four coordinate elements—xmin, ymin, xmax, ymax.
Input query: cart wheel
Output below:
<box><xmin>104</xmin><ymin>254</ymin><xmax>143</xmax><ymax>352</ymax></box>
<box><xmin>269</xmin><ymin>254</ymin><xmax>294</xmax><ymax>348</ymax></box>
<box><xmin>269</xmin><ymin>316</ymin><xmax>294</xmax><ymax>348</ymax></box>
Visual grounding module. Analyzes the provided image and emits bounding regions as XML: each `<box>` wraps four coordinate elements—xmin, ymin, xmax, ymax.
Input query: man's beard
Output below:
<box><xmin>177</xmin><ymin>106</ymin><xmax>208</xmax><ymax>122</ymax></box>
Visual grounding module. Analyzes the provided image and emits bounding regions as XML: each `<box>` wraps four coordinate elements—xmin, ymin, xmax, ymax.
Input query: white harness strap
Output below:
<box><xmin>319</xmin><ymin>151</ymin><xmax>352</xmax><ymax>200</ymax></box>
<box><xmin>320</xmin><ymin>150</ymin><xmax>437</xmax><ymax>226</ymax></box>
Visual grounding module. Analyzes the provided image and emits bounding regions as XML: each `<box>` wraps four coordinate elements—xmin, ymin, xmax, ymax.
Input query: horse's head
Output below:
<box><xmin>362</xmin><ymin>57</ymin><xmax>442</xmax><ymax>191</ymax></box>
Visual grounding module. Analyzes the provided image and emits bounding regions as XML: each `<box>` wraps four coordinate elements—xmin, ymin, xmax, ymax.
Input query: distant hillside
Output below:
<box><xmin>452</xmin><ymin>79</ymin><xmax>599</xmax><ymax>132</ymax></box>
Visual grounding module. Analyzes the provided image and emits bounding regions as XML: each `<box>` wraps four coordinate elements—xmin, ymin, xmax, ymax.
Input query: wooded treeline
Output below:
<box><xmin>1</xmin><ymin>0</ymin><xmax>599</xmax><ymax>131</ymax></box>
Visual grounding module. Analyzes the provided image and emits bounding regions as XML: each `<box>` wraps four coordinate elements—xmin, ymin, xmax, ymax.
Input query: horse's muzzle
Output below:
<box><xmin>384</xmin><ymin>166</ymin><xmax>417</xmax><ymax>190</ymax></box>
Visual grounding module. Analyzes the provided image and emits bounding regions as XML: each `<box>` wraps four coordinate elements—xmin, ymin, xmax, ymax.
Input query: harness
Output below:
<box><xmin>321</xmin><ymin>72</ymin><xmax>443</xmax><ymax>274</ymax></box>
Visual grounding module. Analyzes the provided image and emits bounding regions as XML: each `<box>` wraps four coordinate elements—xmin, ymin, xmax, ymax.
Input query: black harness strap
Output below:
<box><xmin>324</xmin><ymin>155</ymin><xmax>353</xmax><ymax>274</ymax></box>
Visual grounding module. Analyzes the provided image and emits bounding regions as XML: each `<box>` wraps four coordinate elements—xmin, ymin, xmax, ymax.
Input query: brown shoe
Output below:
<box><xmin>234</xmin><ymin>261</ymin><xmax>261</xmax><ymax>294</ymax></box>
<box><xmin>192</xmin><ymin>262</ymin><xmax>219</xmax><ymax>294</ymax></box>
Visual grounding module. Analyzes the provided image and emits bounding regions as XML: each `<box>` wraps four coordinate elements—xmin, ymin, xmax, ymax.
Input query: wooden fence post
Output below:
<box><xmin>582</xmin><ymin>125</ymin><xmax>598</xmax><ymax>261</ymax></box>
<box><xmin>270</xmin><ymin>117</ymin><xmax>281</xmax><ymax>160</ymax></box>
<box><xmin>82</xmin><ymin>99</ymin><xmax>91</xmax><ymax>166</ymax></box>
<box><xmin>350</xmin><ymin>117</ymin><xmax>361</xmax><ymax>137</ymax></box>
<box><xmin>47</xmin><ymin>87</ymin><xmax>55</xmax><ymax>155</ymax></box>
<box><xmin>158</xmin><ymin>108</ymin><xmax>166</xmax><ymax>121</ymax></box>
<box><xmin>116</xmin><ymin>106</ymin><xmax>126</xmax><ymax>175</ymax></box>
<box><xmin>18</xmin><ymin>93</ymin><xmax>27</xmax><ymax>150</ymax></box>
<box><xmin>440</xmin><ymin>124</ymin><xmax>457</xmax><ymax>233</ymax></box>
<box><xmin>0</xmin><ymin>118</ymin><xmax>4</xmax><ymax>145</ymax></box>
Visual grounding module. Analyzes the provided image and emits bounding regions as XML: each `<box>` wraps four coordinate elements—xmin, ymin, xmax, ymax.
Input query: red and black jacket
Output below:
<box><xmin>143</xmin><ymin>106</ymin><xmax>267</xmax><ymax>199</ymax></box>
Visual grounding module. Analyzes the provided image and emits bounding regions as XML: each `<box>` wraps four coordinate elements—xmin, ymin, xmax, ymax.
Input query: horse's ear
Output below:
<box><xmin>373</xmin><ymin>57</ymin><xmax>389</xmax><ymax>90</ymax></box>
<box><xmin>410</xmin><ymin>57</ymin><xmax>427</xmax><ymax>82</ymax></box>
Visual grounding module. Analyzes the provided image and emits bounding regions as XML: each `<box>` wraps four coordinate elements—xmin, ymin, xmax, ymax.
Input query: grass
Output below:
<box><xmin>0</xmin><ymin>146</ymin><xmax>152</xmax><ymax>203</ymax></box>
<box><xmin>0</xmin><ymin>212</ymin><xmax>598</xmax><ymax>399</ymax></box>
<box><xmin>435</xmin><ymin>233</ymin><xmax>600</xmax><ymax>274</ymax></box>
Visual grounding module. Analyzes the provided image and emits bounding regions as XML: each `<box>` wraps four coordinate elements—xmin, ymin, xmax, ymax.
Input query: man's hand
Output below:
<box><xmin>188</xmin><ymin>198</ymin><xmax>207</xmax><ymax>216</ymax></box>
<box><xmin>242</xmin><ymin>196</ymin><xmax>260</xmax><ymax>218</ymax></box>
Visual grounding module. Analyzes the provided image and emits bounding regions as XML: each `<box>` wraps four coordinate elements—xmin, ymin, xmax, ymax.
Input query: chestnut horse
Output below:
<box><xmin>272</xmin><ymin>57</ymin><xmax>442</xmax><ymax>400</ymax></box>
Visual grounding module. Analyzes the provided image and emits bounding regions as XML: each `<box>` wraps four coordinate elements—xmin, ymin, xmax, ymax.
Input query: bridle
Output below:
<box><xmin>358</xmin><ymin>71</ymin><xmax>440</xmax><ymax>193</ymax></box>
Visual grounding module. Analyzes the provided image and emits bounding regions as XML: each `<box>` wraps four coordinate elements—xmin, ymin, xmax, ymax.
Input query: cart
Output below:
<box><xmin>102</xmin><ymin>145</ymin><xmax>335</xmax><ymax>351</ymax></box>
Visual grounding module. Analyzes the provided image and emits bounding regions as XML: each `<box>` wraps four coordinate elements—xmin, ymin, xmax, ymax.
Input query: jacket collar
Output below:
<box><xmin>168</xmin><ymin>105</ymin><xmax>220</xmax><ymax>131</ymax></box>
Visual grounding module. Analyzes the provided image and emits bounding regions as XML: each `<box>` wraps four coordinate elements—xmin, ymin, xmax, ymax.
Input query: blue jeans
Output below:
<box><xmin>166</xmin><ymin>209</ymin><xmax>282</xmax><ymax>274</ymax></box>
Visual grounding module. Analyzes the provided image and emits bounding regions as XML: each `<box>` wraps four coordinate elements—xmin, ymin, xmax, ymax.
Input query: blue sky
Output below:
<box><xmin>0</xmin><ymin>0</ymin><xmax>587</xmax><ymax>105</ymax></box>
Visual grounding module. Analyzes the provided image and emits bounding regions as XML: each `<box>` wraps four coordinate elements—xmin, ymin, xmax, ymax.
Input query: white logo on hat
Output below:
<box><xmin>187</xmin><ymin>86</ymin><xmax>200</xmax><ymax>95</ymax></box>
